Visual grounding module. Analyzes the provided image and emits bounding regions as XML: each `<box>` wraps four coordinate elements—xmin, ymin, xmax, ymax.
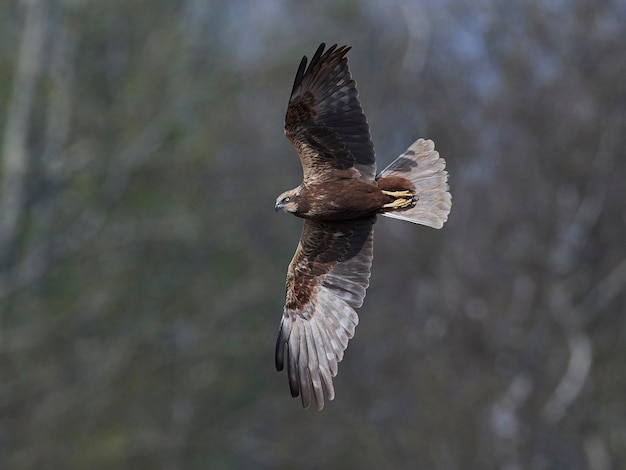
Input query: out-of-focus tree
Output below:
<box><xmin>0</xmin><ymin>0</ymin><xmax>625</xmax><ymax>468</ymax></box>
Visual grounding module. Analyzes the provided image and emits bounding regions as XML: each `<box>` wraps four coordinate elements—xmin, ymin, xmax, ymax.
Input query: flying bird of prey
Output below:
<box><xmin>274</xmin><ymin>43</ymin><xmax>451</xmax><ymax>410</ymax></box>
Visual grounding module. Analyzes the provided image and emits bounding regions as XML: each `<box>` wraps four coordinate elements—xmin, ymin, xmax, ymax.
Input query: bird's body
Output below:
<box><xmin>277</xmin><ymin>177</ymin><xmax>411</xmax><ymax>220</ymax></box>
<box><xmin>274</xmin><ymin>43</ymin><xmax>451</xmax><ymax>410</ymax></box>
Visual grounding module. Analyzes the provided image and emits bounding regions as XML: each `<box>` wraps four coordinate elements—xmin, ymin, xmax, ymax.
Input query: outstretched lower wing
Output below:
<box><xmin>285</xmin><ymin>43</ymin><xmax>376</xmax><ymax>183</ymax></box>
<box><xmin>275</xmin><ymin>217</ymin><xmax>375</xmax><ymax>410</ymax></box>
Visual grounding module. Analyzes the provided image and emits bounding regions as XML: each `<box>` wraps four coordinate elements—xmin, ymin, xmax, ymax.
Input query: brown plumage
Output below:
<box><xmin>274</xmin><ymin>43</ymin><xmax>451</xmax><ymax>410</ymax></box>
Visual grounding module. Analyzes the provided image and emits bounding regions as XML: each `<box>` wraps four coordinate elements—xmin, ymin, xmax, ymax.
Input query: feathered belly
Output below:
<box><xmin>298</xmin><ymin>180</ymin><xmax>389</xmax><ymax>220</ymax></box>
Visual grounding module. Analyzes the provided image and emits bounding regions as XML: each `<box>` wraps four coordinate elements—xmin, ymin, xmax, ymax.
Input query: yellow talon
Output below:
<box><xmin>382</xmin><ymin>190</ymin><xmax>414</xmax><ymax>198</ymax></box>
<box><xmin>382</xmin><ymin>189</ymin><xmax>416</xmax><ymax>209</ymax></box>
<box><xmin>383</xmin><ymin>197</ymin><xmax>414</xmax><ymax>209</ymax></box>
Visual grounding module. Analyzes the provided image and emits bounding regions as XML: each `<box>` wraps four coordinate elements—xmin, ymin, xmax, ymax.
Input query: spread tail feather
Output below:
<box><xmin>377</xmin><ymin>139</ymin><xmax>451</xmax><ymax>229</ymax></box>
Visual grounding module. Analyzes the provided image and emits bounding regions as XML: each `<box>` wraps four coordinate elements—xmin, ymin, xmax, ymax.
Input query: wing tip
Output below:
<box><xmin>275</xmin><ymin>332</ymin><xmax>285</xmax><ymax>371</ymax></box>
<box><xmin>289</xmin><ymin>42</ymin><xmax>353</xmax><ymax>98</ymax></box>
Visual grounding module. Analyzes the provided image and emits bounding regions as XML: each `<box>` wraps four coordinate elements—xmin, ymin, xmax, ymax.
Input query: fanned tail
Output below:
<box><xmin>376</xmin><ymin>139</ymin><xmax>451</xmax><ymax>229</ymax></box>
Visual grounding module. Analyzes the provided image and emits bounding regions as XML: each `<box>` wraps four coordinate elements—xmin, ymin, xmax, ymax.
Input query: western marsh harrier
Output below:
<box><xmin>274</xmin><ymin>43</ymin><xmax>451</xmax><ymax>410</ymax></box>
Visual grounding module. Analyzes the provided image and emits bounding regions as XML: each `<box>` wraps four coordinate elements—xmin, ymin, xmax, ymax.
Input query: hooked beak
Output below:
<box><xmin>274</xmin><ymin>202</ymin><xmax>283</xmax><ymax>212</ymax></box>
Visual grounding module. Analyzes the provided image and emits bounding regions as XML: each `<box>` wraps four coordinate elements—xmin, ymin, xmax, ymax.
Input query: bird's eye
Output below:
<box><xmin>282</xmin><ymin>197</ymin><xmax>290</xmax><ymax>204</ymax></box>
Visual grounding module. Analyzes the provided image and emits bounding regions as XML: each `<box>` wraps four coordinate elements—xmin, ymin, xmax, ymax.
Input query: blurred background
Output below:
<box><xmin>1</xmin><ymin>0</ymin><xmax>625</xmax><ymax>468</ymax></box>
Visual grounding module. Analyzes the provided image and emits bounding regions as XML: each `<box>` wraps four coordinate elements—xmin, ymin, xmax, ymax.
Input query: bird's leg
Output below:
<box><xmin>382</xmin><ymin>190</ymin><xmax>416</xmax><ymax>209</ymax></box>
<box><xmin>383</xmin><ymin>198</ymin><xmax>414</xmax><ymax>209</ymax></box>
<box><xmin>381</xmin><ymin>190</ymin><xmax>414</xmax><ymax>198</ymax></box>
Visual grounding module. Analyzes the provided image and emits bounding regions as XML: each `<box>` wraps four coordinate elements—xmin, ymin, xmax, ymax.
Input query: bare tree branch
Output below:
<box><xmin>0</xmin><ymin>0</ymin><xmax>49</xmax><ymax>267</ymax></box>
<box><xmin>543</xmin><ymin>255</ymin><xmax>626</xmax><ymax>424</ymax></box>
<box><xmin>583</xmin><ymin>433</ymin><xmax>612</xmax><ymax>470</ymax></box>
<box><xmin>580</xmin><ymin>257</ymin><xmax>626</xmax><ymax>326</ymax></box>
<box><xmin>27</xmin><ymin>4</ymin><xmax>76</xmax><ymax>291</ymax></box>
<box><xmin>543</xmin><ymin>113</ymin><xmax>624</xmax><ymax>425</ymax></box>
<box><xmin>551</xmin><ymin>112</ymin><xmax>622</xmax><ymax>275</ymax></box>
<box><xmin>489</xmin><ymin>374</ymin><xmax>534</xmax><ymax>470</ymax></box>
<box><xmin>542</xmin><ymin>329</ymin><xmax>592</xmax><ymax>424</ymax></box>
<box><xmin>0</xmin><ymin>112</ymin><xmax>170</xmax><ymax>299</ymax></box>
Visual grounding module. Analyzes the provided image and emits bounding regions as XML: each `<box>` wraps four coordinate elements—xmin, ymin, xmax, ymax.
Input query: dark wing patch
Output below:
<box><xmin>275</xmin><ymin>217</ymin><xmax>375</xmax><ymax>410</ymax></box>
<box><xmin>285</xmin><ymin>43</ymin><xmax>376</xmax><ymax>182</ymax></box>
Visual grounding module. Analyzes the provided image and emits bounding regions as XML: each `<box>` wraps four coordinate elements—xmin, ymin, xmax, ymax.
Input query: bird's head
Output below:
<box><xmin>275</xmin><ymin>188</ymin><xmax>300</xmax><ymax>214</ymax></box>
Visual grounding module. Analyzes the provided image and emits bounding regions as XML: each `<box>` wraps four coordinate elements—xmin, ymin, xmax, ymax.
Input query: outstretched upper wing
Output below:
<box><xmin>285</xmin><ymin>43</ymin><xmax>376</xmax><ymax>183</ymax></box>
<box><xmin>275</xmin><ymin>217</ymin><xmax>375</xmax><ymax>410</ymax></box>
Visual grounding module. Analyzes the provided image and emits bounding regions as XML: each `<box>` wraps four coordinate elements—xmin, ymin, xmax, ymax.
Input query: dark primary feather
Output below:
<box><xmin>285</xmin><ymin>43</ymin><xmax>376</xmax><ymax>182</ymax></box>
<box><xmin>275</xmin><ymin>217</ymin><xmax>375</xmax><ymax>410</ymax></box>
